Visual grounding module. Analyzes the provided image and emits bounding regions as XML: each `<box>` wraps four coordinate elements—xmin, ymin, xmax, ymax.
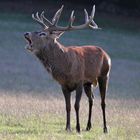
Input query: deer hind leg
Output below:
<box><xmin>84</xmin><ymin>83</ymin><xmax>94</xmax><ymax>131</ymax></box>
<box><xmin>98</xmin><ymin>76</ymin><xmax>109</xmax><ymax>133</ymax></box>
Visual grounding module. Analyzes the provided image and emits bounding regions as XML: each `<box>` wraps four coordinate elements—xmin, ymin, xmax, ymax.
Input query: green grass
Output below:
<box><xmin>0</xmin><ymin>11</ymin><xmax>140</xmax><ymax>139</ymax></box>
<box><xmin>0</xmin><ymin>114</ymin><xmax>135</xmax><ymax>140</ymax></box>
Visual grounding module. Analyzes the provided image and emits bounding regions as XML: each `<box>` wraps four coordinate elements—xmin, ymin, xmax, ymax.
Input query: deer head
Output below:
<box><xmin>24</xmin><ymin>5</ymin><xmax>99</xmax><ymax>54</ymax></box>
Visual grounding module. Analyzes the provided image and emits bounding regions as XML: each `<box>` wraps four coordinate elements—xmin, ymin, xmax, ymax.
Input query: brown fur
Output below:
<box><xmin>37</xmin><ymin>40</ymin><xmax>111</xmax><ymax>90</ymax></box>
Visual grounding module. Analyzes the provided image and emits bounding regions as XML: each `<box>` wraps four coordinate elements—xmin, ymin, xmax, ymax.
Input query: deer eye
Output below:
<box><xmin>39</xmin><ymin>32</ymin><xmax>47</xmax><ymax>37</ymax></box>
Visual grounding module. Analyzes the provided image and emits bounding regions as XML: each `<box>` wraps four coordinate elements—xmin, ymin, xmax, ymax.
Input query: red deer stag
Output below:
<box><xmin>24</xmin><ymin>5</ymin><xmax>111</xmax><ymax>133</ymax></box>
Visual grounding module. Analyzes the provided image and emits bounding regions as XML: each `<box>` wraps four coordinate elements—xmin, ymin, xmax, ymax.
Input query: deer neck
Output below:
<box><xmin>35</xmin><ymin>39</ymin><xmax>66</xmax><ymax>74</ymax></box>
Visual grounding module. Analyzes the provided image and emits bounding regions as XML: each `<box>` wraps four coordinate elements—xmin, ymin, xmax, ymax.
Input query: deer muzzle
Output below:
<box><xmin>24</xmin><ymin>32</ymin><xmax>33</xmax><ymax>51</ymax></box>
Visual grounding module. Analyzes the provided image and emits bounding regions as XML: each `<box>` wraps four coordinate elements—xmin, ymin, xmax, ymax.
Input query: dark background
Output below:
<box><xmin>0</xmin><ymin>0</ymin><xmax>140</xmax><ymax>17</ymax></box>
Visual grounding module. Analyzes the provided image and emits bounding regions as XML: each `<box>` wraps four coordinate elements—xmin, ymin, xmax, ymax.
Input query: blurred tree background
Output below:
<box><xmin>0</xmin><ymin>0</ymin><xmax>139</xmax><ymax>17</ymax></box>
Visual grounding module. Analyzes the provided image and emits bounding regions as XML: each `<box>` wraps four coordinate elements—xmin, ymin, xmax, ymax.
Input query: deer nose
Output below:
<box><xmin>24</xmin><ymin>32</ymin><xmax>30</xmax><ymax>37</ymax></box>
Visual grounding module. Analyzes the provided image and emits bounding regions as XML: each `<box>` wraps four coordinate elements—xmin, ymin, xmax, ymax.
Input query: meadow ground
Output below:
<box><xmin>0</xmin><ymin>12</ymin><xmax>140</xmax><ymax>140</ymax></box>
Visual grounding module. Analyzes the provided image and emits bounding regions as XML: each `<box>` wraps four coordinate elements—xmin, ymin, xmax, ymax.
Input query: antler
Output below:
<box><xmin>32</xmin><ymin>5</ymin><xmax>99</xmax><ymax>32</ymax></box>
<box><xmin>32</xmin><ymin>12</ymin><xmax>47</xmax><ymax>28</ymax></box>
<box><xmin>32</xmin><ymin>5</ymin><xmax>64</xmax><ymax>28</ymax></box>
<box><xmin>52</xmin><ymin>5</ymin><xmax>64</xmax><ymax>25</ymax></box>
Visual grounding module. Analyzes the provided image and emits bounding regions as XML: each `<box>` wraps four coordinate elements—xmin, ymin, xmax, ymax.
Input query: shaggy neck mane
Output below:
<box><xmin>35</xmin><ymin>40</ymin><xmax>68</xmax><ymax>83</ymax></box>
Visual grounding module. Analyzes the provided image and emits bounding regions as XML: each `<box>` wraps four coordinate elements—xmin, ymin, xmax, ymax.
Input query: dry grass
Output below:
<box><xmin>0</xmin><ymin>91</ymin><xmax>139</xmax><ymax>139</ymax></box>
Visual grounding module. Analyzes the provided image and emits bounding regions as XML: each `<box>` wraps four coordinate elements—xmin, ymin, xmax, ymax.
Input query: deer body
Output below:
<box><xmin>24</xmin><ymin>5</ymin><xmax>111</xmax><ymax>133</ymax></box>
<box><xmin>36</xmin><ymin>41</ymin><xmax>110</xmax><ymax>89</ymax></box>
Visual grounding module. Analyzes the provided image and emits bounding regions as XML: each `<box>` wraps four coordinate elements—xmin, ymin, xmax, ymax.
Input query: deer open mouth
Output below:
<box><xmin>24</xmin><ymin>33</ymin><xmax>33</xmax><ymax>51</ymax></box>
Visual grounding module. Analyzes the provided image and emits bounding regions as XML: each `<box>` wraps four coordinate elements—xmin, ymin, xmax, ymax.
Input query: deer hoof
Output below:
<box><xmin>66</xmin><ymin>127</ymin><xmax>72</xmax><ymax>132</ymax></box>
<box><xmin>86</xmin><ymin>122</ymin><xmax>92</xmax><ymax>131</ymax></box>
<box><xmin>104</xmin><ymin>127</ymin><xmax>108</xmax><ymax>133</ymax></box>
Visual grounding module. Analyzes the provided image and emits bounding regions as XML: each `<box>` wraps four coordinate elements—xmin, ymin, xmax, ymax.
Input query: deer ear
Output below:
<box><xmin>52</xmin><ymin>31</ymin><xmax>64</xmax><ymax>38</ymax></box>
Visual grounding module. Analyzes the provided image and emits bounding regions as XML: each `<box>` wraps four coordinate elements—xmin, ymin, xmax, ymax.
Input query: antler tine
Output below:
<box><xmin>90</xmin><ymin>5</ymin><xmax>95</xmax><ymax>19</ymax></box>
<box><xmin>41</xmin><ymin>11</ymin><xmax>53</xmax><ymax>26</ymax></box>
<box><xmin>32</xmin><ymin>13</ymin><xmax>47</xmax><ymax>28</ymax></box>
<box><xmin>68</xmin><ymin>10</ymin><xmax>75</xmax><ymax>27</ymax></box>
<box><xmin>40</xmin><ymin>11</ymin><xmax>44</xmax><ymax>20</ymax></box>
<box><xmin>84</xmin><ymin>5</ymin><xmax>99</xmax><ymax>29</ymax></box>
<box><xmin>84</xmin><ymin>9</ymin><xmax>89</xmax><ymax>23</ymax></box>
<box><xmin>36</xmin><ymin>12</ymin><xmax>40</xmax><ymax>21</ymax></box>
<box><xmin>89</xmin><ymin>5</ymin><xmax>100</xmax><ymax>29</ymax></box>
<box><xmin>84</xmin><ymin>5</ymin><xmax>95</xmax><ymax>25</ymax></box>
<box><xmin>32</xmin><ymin>13</ymin><xmax>38</xmax><ymax>21</ymax></box>
<box><xmin>52</xmin><ymin>5</ymin><xmax>64</xmax><ymax>25</ymax></box>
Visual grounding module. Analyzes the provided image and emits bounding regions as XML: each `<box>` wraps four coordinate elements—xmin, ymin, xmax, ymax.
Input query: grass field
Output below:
<box><xmin>0</xmin><ymin>11</ymin><xmax>140</xmax><ymax>140</ymax></box>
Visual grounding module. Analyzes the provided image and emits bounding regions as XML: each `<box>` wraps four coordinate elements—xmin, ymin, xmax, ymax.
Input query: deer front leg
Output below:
<box><xmin>62</xmin><ymin>86</ymin><xmax>71</xmax><ymax>132</ymax></box>
<box><xmin>74</xmin><ymin>83</ymin><xmax>83</xmax><ymax>133</ymax></box>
